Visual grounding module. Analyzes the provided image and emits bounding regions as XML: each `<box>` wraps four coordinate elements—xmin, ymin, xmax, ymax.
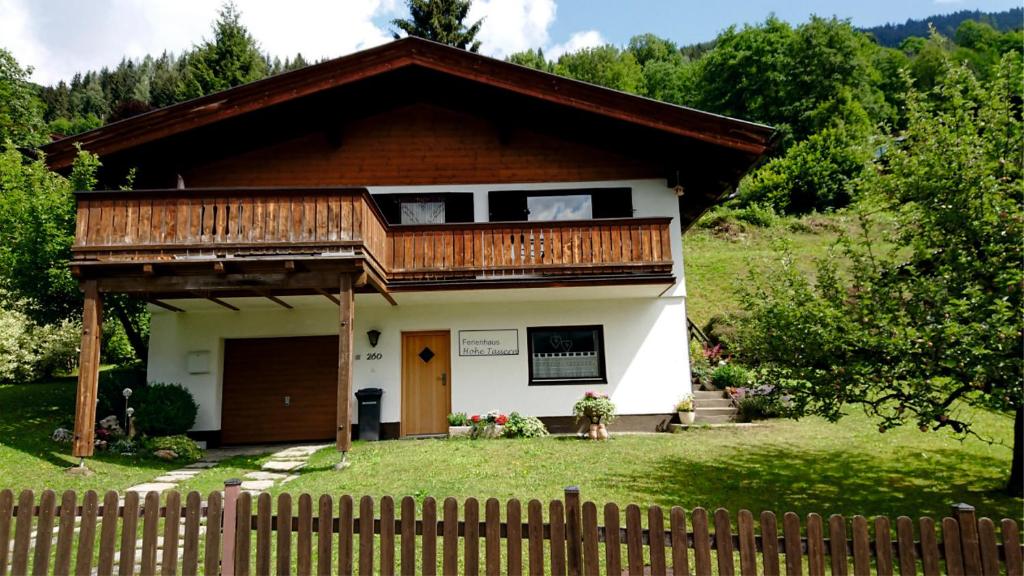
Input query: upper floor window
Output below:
<box><xmin>489</xmin><ymin>188</ymin><xmax>632</xmax><ymax>222</ymax></box>
<box><xmin>373</xmin><ymin>193</ymin><xmax>473</xmax><ymax>225</ymax></box>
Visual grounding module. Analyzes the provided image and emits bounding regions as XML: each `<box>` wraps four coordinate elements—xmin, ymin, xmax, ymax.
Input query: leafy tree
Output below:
<box><xmin>553</xmin><ymin>45</ymin><xmax>644</xmax><ymax>94</ymax></box>
<box><xmin>507</xmin><ymin>48</ymin><xmax>552</xmax><ymax>72</ymax></box>
<box><xmin>178</xmin><ymin>2</ymin><xmax>268</xmax><ymax>100</ymax></box>
<box><xmin>391</xmin><ymin>0</ymin><xmax>483</xmax><ymax>52</ymax></box>
<box><xmin>0</xmin><ymin>49</ymin><xmax>46</xmax><ymax>147</ymax></box>
<box><xmin>735</xmin><ymin>56</ymin><xmax>1024</xmax><ymax>494</ymax></box>
<box><xmin>626</xmin><ymin>33</ymin><xmax>681</xmax><ymax>67</ymax></box>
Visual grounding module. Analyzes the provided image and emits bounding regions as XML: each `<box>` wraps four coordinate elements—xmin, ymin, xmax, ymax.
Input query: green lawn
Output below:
<box><xmin>0</xmin><ymin>378</ymin><xmax>178</xmax><ymax>493</ymax></box>
<box><xmin>175</xmin><ymin>407</ymin><xmax>1021</xmax><ymax>523</ymax></box>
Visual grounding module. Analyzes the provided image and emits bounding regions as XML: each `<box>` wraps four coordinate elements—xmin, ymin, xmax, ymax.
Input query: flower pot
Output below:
<box><xmin>597</xmin><ymin>423</ymin><xmax>609</xmax><ymax>440</ymax></box>
<box><xmin>448</xmin><ymin>425</ymin><xmax>473</xmax><ymax>438</ymax></box>
<box><xmin>678</xmin><ymin>411</ymin><xmax>696</xmax><ymax>425</ymax></box>
<box><xmin>588</xmin><ymin>423</ymin><xmax>599</xmax><ymax>440</ymax></box>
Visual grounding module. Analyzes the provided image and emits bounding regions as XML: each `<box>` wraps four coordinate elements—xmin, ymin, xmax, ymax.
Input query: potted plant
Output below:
<box><xmin>573</xmin><ymin>391</ymin><xmax>616</xmax><ymax>440</ymax></box>
<box><xmin>470</xmin><ymin>410</ymin><xmax>508</xmax><ymax>439</ymax></box>
<box><xmin>447</xmin><ymin>412</ymin><xmax>472</xmax><ymax>438</ymax></box>
<box><xmin>675</xmin><ymin>395</ymin><xmax>696</xmax><ymax>425</ymax></box>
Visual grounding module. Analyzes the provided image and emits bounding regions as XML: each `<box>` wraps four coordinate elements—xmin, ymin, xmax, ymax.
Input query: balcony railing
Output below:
<box><xmin>73</xmin><ymin>188</ymin><xmax>673</xmax><ymax>282</ymax></box>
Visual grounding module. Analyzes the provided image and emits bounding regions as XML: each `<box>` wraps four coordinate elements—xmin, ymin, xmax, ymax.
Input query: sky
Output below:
<box><xmin>1</xmin><ymin>0</ymin><xmax>1019</xmax><ymax>86</ymax></box>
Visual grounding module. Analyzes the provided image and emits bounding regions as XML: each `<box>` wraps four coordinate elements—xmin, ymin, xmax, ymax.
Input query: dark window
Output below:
<box><xmin>489</xmin><ymin>188</ymin><xmax>633</xmax><ymax>222</ymax></box>
<box><xmin>372</xmin><ymin>193</ymin><xmax>474</xmax><ymax>225</ymax></box>
<box><xmin>527</xmin><ymin>325</ymin><xmax>607</xmax><ymax>385</ymax></box>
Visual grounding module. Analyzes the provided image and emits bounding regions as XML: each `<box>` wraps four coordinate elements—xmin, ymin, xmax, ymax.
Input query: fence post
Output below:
<box><xmin>953</xmin><ymin>503</ymin><xmax>983</xmax><ymax>575</ymax></box>
<box><xmin>564</xmin><ymin>486</ymin><xmax>583</xmax><ymax>576</ymax></box>
<box><xmin>223</xmin><ymin>479</ymin><xmax>242</xmax><ymax>576</ymax></box>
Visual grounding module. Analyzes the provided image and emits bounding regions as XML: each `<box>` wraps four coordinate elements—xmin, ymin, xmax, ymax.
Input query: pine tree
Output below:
<box><xmin>178</xmin><ymin>1</ymin><xmax>268</xmax><ymax>99</ymax></box>
<box><xmin>391</xmin><ymin>0</ymin><xmax>483</xmax><ymax>52</ymax></box>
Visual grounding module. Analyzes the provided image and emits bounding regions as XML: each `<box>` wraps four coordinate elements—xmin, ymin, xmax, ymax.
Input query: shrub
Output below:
<box><xmin>134</xmin><ymin>383</ymin><xmax>198</xmax><ymax>436</ymax></box>
<box><xmin>732</xmin><ymin>203</ymin><xmax>779</xmax><ymax>228</ymax></box>
<box><xmin>0</xmin><ymin>309</ymin><xmax>79</xmax><ymax>382</ymax></box>
<box><xmin>711</xmin><ymin>364</ymin><xmax>753</xmax><ymax>390</ymax></box>
<box><xmin>573</xmin><ymin>391</ymin><xmax>616</xmax><ymax>424</ymax></box>
<box><xmin>736</xmin><ymin>395</ymin><xmax>785</xmax><ymax>422</ymax></box>
<box><xmin>502</xmin><ymin>412</ymin><xmax>548</xmax><ymax>438</ymax></box>
<box><xmin>447</xmin><ymin>412</ymin><xmax>469</xmax><ymax>426</ymax></box>
<box><xmin>144</xmin><ymin>435</ymin><xmax>203</xmax><ymax>462</ymax></box>
<box><xmin>689</xmin><ymin>340</ymin><xmax>712</xmax><ymax>388</ymax></box>
<box><xmin>96</xmin><ymin>369</ymin><xmax>148</xmax><ymax>426</ymax></box>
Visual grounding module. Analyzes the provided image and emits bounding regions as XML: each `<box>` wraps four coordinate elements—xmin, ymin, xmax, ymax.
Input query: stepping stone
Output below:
<box><xmin>280</xmin><ymin>475</ymin><xmax>299</xmax><ymax>484</ymax></box>
<box><xmin>154</xmin><ymin>476</ymin><xmax>186</xmax><ymax>483</ymax></box>
<box><xmin>240</xmin><ymin>480</ymin><xmax>275</xmax><ymax>491</ymax></box>
<box><xmin>126</xmin><ymin>483</ymin><xmax>177</xmax><ymax>493</ymax></box>
<box><xmin>184</xmin><ymin>462</ymin><xmax>218</xmax><ymax>469</ymax></box>
<box><xmin>243</xmin><ymin>471</ymin><xmax>287</xmax><ymax>481</ymax></box>
<box><xmin>164</xmin><ymin>469</ymin><xmax>201</xmax><ymax>477</ymax></box>
<box><xmin>272</xmin><ymin>446</ymin><xmax>319</xmax><ymax>458</ymax></box>
<box><xmin>262</xmin><ymin>460</ymin><xmax>305</xmax><ymax>472</ymax></box>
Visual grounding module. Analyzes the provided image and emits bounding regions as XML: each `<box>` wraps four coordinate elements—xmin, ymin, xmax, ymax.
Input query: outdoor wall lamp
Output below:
<box><xmin>367</xmin><ymin>329</ymin><xmax>381</xmax><ymax>348</ymax></box>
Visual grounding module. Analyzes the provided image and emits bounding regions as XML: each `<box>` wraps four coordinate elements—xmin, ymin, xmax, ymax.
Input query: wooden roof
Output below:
<box><xmin>41</xmin><ymin>36</ymin><xmax>776</xmax><ymax>171</ymax></box>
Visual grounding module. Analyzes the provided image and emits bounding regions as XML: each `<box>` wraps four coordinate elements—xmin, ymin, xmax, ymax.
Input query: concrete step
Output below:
<box><xmin>693</xmin><ymin>413</ymin><xmax>735</xmax><ymax>424</ymax></box>
<box><xmin>693</xmin><ymin>398</ymin><xmax>733</xmax><ymax>409</ymax></box>
<box><xmin>695</xmin><ymin>406</ymin><xmax>737</xmax><ymax>415</ymax></box>
<box><xmin>692</xmin><ymin>390</ymin><xmax>728</xmax><ymax>400</ymax></box>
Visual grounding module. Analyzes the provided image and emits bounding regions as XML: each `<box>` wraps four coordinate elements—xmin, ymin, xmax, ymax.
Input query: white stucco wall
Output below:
<box><xmin>147</xmin><ymin>290</ymin><xmax>691</xmax><ymax>431</ymax></box>
<box><xmin>145</xmin><ymin>178</ymin><xmax>695</xmax><ymax>434</ymax></box>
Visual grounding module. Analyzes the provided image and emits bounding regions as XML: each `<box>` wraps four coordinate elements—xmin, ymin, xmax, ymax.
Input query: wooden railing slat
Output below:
<box><xmin>139</xmin><ymin>492</ymin><xmax>160</xmax><ymax>576</ymax></box>
<box><xmin>421</xmin><ymin>497</ymin><xmax>437</xmax><ymax>576</ymax></box>
<box><xmin>828</xmin><ymin>514</ymin><xmax>849</xmax><ymax>576</ymax></box>
<box><xmin>625</xmin><ymin>504</ymin><xmax>644</xmax><ymax>576</ymax></box>
<box><xmin>528</xmin><ymin>500</ymin><xmax>545</xmax><ymax>576</ymax></box>
<box><xmin>338</xmin><ymin>495</ymin><xmax>354</xmax><ymax>576</ymax></box>
<box><xmin>485</xmin><ymin>498</ymin><xmax>501</xmax><ymax>576</ymax></box>
<box><xmin>692</xmin><ymin>507</ymin><xmax>713</xmax><ymax>576</ymax></box>
<box><xmin>761</xmin><ymin>511</ymin><xmax>781</xmax><ymax>576</ymax></box>
<box><xmin>549</xmin><ymin>500</ymin><xmax>567</xmax><ymax>576</ymax></box>
<box><xmin>604</xmin><ymin>503</ymin><xmax>622</xmax><ymax>576</ymax></box>
<box><xmin>379</xmin><ymin>495</ymin><xmax>396</xmax><ymax>576</ymax></box>
<box><xmin>782</xmin><ymin>511</ymin><xmax>802</xmax><ymax>576</ymax></box>
<box><xmin>977</xmin><ymin>518</ymin><xmax>1000</xmax><ymax>576</ymax></box>
<box><xmin>1002</xmin><ymin>518</ymin><xmax>1023</xmax><ymax>576</ymax></box>
<box><xmin>805</xmin><ymin>513</ymin><xmax>825</xmax><ymax>576</ymax></box>
<box><xmin>715</xmin><ymin>508</ymin><xmax>736</xmax><ymax>576</ymax></box>
<box><xmin>54</xmin><ymin>491</ymin><xmax>78</xmax><ymax>576</ymax></box>
<box><xmin>235</xmin><ymin>492</ymin><xmax>253</xmax><ymax>576</ymax></box>
<box><xmin>75</xmin><ymin>490</ymin><xmax>100</xmax><ymax>576</ymax></box>
<box><xmin>876</xmin><ymin>516</ymin><xmax>895</xmax><ymax>576</ymax></box>
<box><xmin>10</xmin><ymin>490</ymin><xmax>33</xmax><ymax>576</ymax></box>
<box><xmin>181</xmin><ymin>492</ymin><xmax>202</xmax><ymax>576</ymax></box>
<box><xmin>296</xmin><ymin>494</ymin><xmax>312</xmax><ymax>576</ymax></box>
<box><xmin>400</xmin><ymin>497</ymin><xmax>415</xmax><ymax>576</ymax></box>
<box><xmin>160</xmin><ymin>490</ymin><xmax>181</xmax><ymax>576</ymax></box>
<box><xmin>317</xmin><ymin>495</ymin><xmax>334</xmax><ymax>576</ymax></box>
<box><xmin>30</xmin><ymin>490</ymin><xmax>55</xmax><ymax>576</ymax></box>
<box><xmin>941</xmin><ymin>517</ymin><xmax>964</xmax><ymax>576</ymax></box>
<box><xmin>897</xmin><ymin>516</ymin><xmax>918</xmax><ymax>576</ymax></box>
<box><xmin>443</xmin><ymin>498</ymin><xmax>458</xmax><ymax>576</ymax></box>
<box><xmin>737</xmin><ymin>510</ymin><xmax>758</xmax><ymax>576</ymax></box>
<box><xmin>506</xmin><ymin>499</ymin><xmax>523</xmax><ymax>576</ymax></box>
<box><xmin>581</xmin><ymin>503</ymin><xmax>600</xmax><ymax>576</ymax></box>
<box><xmin>670</xmin><ymin>507</ymin><xmax>690</xmax><ymax>576</ymax></box>
<box><xmin>648</xmin><ymin>506</ymin><xmax>668</xmax><ymax>576</ymax></box>
<box><xmin>204</xmin><ymin>492</ymin><xmax>222</xmax><ymax>576</ymax></box>
<box><xmin>918</xmin><ymin>517</ymin><xmax>941</xmax><ymax>576</ymax></box>
<box><xmin>464</xmin><ymin>497</ymin><xmax>480</xmax><ymax>576</ymax></box>
<box><xmin>96</xmin><ymin>491</ymin><xmax>120</xmax><ymax>576</ymax></box>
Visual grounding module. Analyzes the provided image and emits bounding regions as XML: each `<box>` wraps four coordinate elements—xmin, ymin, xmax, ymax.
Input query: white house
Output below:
<box><xmin>46</xmin><ymin>37</ymin><xmax>775</xmax><ymax>455</ymax></box>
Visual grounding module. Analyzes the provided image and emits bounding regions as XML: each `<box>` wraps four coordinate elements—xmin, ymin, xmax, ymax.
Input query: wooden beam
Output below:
<box><xmin>142</xmin><ymin>264</ymin><xmax>155</xmax><ymax>276</ymax></box>
<box><xmin>364</xmin><ymin>267</ymin><xmax>397</xmax><ymax>306</ymax></box>
<box><xmin>205</xmin><ymin>296</ymin><xmax>239</xmax><ymax>311</ymax></box>
<box><xmin>284</xmin><ymin>260</ymin><xmax>296</xmax><ymax>273</ymax></box>
<box><xmin>72</xmin><ymin>281</ymin><xmax>102</xmax><ymax>459</ymax></box>
<box><xmin>353</xmin><ymin>271</ymin><xmax>368</xmax><ymax>288</ymax></box>
<box><xmin>96</xmin><ymin>269</ymin><xmax>360</xmax><ymax>294</ymax></box>
<box><xmin>213</xmin><ymin>261</ymin><xmax>226</xmax><ymax>274</ymax></box>
<box><xmin>148</xmin><ymin>299</ymin><xmax>184</xmax><ymax>313</ymax></box>
<box><xmin>337</xmin><ymin>274</ymin><xmax>354</xmax><ymax>452</ymax></box>
<box><xmin>257</xmin><ymin>291</ymin><xmax>293</xmax><ymax>310</ymax></box>
<box><xmin>315</xmin><ymin>288</ymin><xmax>340</xmax><ymax>305</ymax></box>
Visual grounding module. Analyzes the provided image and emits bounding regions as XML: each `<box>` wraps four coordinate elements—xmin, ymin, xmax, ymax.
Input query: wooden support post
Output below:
<box><xmin>336</xmin><ymin>273</ymin><xmax>355</xmax><ymax>458</ymax></box>
<box><xmin>72</xmin><ymin>281</ymin><xmax>103</xmax><ymax>459</ymax></box>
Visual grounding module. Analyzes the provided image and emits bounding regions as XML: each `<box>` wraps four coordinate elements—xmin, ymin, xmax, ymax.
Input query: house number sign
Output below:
<box><xmin>459</xmin><ymin>329</ymin><xmax>519</xmax><ymax>357</ymax></box>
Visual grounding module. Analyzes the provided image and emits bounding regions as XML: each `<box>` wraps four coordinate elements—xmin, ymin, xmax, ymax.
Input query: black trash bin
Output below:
<box><xmin>354</xmin><ymin>388</ymin><xmax>383</xmax><ymax>441</ymax></box>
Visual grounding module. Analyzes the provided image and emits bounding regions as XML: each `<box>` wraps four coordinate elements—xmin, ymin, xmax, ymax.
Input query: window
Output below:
<box><xmin>400</xmin><ymin>200</ymin><xmax>445</xmax><ymax>224</ymax></box>
<box><xmin>527</xmin><ymin>194</ymin><xmax>593</xmax><ymax>221</ymax></box>
<box><xmin>489</xmin><ymin>188</ymin><xmax>633</xmax><ymax>222</ymax></box>
<box><xmin>527</xmin><ymin>325</ymin><xmax>606</xmax><ymax>385</ymax></box>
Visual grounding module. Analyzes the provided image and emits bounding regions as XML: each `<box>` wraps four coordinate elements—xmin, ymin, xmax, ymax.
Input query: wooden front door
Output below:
<box><xmin>401</xmin><ymin>331</ymin><xmax>451</xmax><ymax>436</ymax></box>
<box><xmin>222</xmin><ymin>336</ymin><xmax>338</xmax><ymax>444</ymax></box>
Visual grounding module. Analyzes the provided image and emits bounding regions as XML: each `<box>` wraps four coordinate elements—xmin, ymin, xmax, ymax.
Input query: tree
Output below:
<box><xmin>553</xmin><ymin>45</ymin><xmax>645</xmax><ymax>94</ymax></box>
<box><xmin>736</xmin><ymin>56</ymin><xmax>1024</xmax><ymax>494</ymax></box>
<box><xmin>178</xmin><ymin>1</ymin><xmax>268</xmax><ymax>100</ymax></box>
<box><xmin>391</xmin><ymin>0</ymin><xmax>483</xmax><ymax>52</ymax></box>
<box><xmin>0</xmin><ymin>49</ymin><xmax>46</xmax><ymax>147</ymax></box>
<box><xmin>507</xmin><ymin>48</ymin><xmax>552</xmax><ymax>72</ymax></box>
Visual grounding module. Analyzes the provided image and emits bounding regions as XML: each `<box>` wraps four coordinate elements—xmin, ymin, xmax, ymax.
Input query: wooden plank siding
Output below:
<box><xmin>71</xmin><ymin>188</ymin><xmax>674</xmax><ymax>288</ymax></box>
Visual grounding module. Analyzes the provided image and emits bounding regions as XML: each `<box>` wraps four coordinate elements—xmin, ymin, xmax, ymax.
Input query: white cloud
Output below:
<box><xmin>547</xmin><ymin>29</ymin><xmax>605</xmax><ymax>59</ymax></box>
<box><xmin>0</xmin><ymin>0</ymin><xmax>400</xmax><ymax>85</ymax></box>
<box><xmin>469</xmin><ymin>0</ymin><xmax>556</xmax><ymax>58</ymax></box>
<box><xmin>0</xmin><ymin>0</ymin><xmax>603</xmax><ymax>86</ymax></box>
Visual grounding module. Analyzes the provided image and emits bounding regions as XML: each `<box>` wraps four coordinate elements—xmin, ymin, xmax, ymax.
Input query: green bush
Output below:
<box><xmin>134</xmin><ymin>383</ymin><xmax>198</xmax><ymax>436</ymax></box>
<box><xmin>0</xmin><ymin>309</ymin><xmax>80</xmax><ymax>382</ymax></box>
<box><xmin>736</xmin><ymin>395</ymin><xmax>785</xmax><ymax>422</ymax></box>
<box><xmin>502</xmin><ymin>412</ymin><xmax>548</xmax><ymax>438</ymax></box>
<box><xmin>143</xmin><ymin>435</ymin><xmax>203</xmax><ymax>462</ymax></box>
<box><xmin>96</xmin><ymin>369</ymin><xmax>147</xmax><ymax>424</ymax></box>
<box><xmin>711</xmin><ymin>364</ymin><xmax>753</xmax><ymax>389</ymax></box>
<box><xmin>689</xmin><ymin>339</ymin><xmax>712</xmax><ymax>388</ymax></box>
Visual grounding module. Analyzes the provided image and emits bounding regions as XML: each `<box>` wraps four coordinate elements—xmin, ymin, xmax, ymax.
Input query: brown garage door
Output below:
<box><xmin>222</xmin><ymin>336</ymin><xmax>338</xmax><ymax>444</ymax></box>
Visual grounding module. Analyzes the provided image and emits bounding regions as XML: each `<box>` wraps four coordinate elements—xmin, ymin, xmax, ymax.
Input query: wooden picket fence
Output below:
<box><xmin>0</xmin><ymin>483</ymin><xmax>1021</xmax><ymax>576</ymax></box>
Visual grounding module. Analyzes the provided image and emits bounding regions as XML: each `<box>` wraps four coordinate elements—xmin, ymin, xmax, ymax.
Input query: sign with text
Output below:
<box><xmin>459</xmin><ymin>329</ymin><xmax>520</xmax><ymax>357</ymax></box>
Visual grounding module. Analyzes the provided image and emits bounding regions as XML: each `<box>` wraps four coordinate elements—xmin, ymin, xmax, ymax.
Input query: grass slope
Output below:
<box><xmin>175</xmin><ymin>407</ymin><xmax>1021</xmax><ymax>522</ymax></box>
<box><xmin>0</xmin><ymin>378</ymin><xmax>177</xmax><ymax>493</ymax></box>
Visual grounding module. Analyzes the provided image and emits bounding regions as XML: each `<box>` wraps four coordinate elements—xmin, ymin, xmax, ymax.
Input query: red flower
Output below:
<box><xmin>471</xmin><ymin>415</ymin><xmax>481</xmax><ymax>423</ymax></box>
<box><xmin>495</xmin><ymin>414</ymin><xmax>508</xmax><ymax>425</ymax></box>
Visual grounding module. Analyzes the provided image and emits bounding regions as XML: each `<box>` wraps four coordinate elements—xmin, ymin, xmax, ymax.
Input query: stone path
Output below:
<box><xmin>125</xmin><ymin>442</ymin><xmax>326</xmax><ymax>495</ymax></box>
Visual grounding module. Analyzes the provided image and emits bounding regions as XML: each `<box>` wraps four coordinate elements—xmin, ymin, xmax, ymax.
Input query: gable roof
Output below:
<box><xmin>41</xmin><ymin>36</ymin><xmax>776</xmax><ymax>171</ymax></box>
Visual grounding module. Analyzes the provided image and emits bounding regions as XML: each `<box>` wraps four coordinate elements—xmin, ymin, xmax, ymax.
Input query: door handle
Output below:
<box><xmin>441</xmin><ymin>373</ymin><xmax>447</xmax><ymax>386</ymax></box>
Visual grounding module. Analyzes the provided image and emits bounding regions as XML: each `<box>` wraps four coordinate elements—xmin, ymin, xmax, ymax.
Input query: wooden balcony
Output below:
<box><xmin>72</xmin><ymin>188</ymin><xmax>674</xmax><ymax>292</ymax></box>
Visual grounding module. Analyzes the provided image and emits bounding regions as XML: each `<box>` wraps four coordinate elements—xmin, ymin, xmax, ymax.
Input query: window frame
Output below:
<box><xmin>526</xmin><ymin>324</ymin><xmax>608</xmax><ymax>386</ymax></box>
